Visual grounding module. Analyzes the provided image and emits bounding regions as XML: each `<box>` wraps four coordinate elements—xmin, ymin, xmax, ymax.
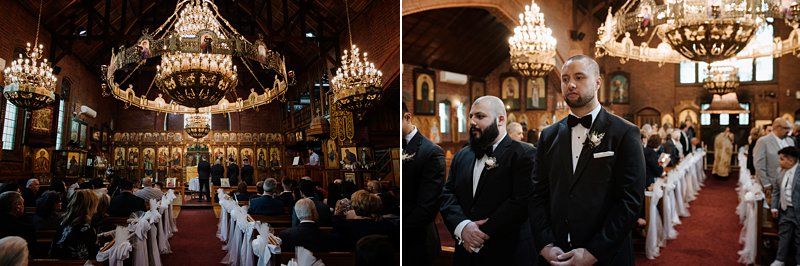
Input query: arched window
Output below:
<box><xmin>439</xmin><ymin>100</ymin><xmax>451</xmax><ymax>134</ymax></box>
<box><xmin>2</xmin><ymin>100</ymin><xmax>18</xmax><ymax>150</ymax></box>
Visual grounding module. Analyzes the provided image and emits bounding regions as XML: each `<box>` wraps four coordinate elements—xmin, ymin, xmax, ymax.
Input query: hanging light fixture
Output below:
<box><xmin>703</xmin><ymin>92</ymin><xmax>749</xmax><ymax>114</ymax></box>
<box><xmin>184</xmin><ymin>113</ymin><xmax>211</xmax><ymax>139</ymax></box>
<box><xmin>508</xmin><ymin>0</ymin><xmax>557</xmax><ymax>78</ymax></box>
<box><xmin>330</xmin><ymin>0</ymin><xmax>383</xmax><ymax>112</ymax></box>
<box><xmin>703</xmin><ymin>60</ymin><xmax>739</xmax><ymax>95</ymax></box>
<box><xmin>2</xmin><ymin>0</ymin><xmax>57</xmax><ymax>111</ymax></box>
<box><xmin>596</xmin><ymin>0</ymin><xmax>800</xmax><ymax>65</ymax></box>
<box><xmin>102</xmin><ymin>0</ymin><xmax>295</xmax><ymax>114</ymax></box>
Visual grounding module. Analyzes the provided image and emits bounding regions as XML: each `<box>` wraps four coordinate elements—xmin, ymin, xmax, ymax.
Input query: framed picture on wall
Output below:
<box><xmin>469</xmin><ymin>78</ymin><xmax>486</xmax><ymax>104</ymax></box>
<box><xmin>413</xmin><ymin>68</ymin><xmax>436</xmax><ymax>115</ymax></box>
<box><xmin>608</xmin><ymin>71</ymin><xmax>630</xmax><ymax>104</ymax></box>
<box><xmin>500</xmin><ymin>72</ymin><xmax>522</xmax><ymax>111</ymax></box>
<box><xmin>344</xmin><ymin>172</ymin><xmax>356</xmax><ymax>185</ymax></box>
<box><xmin>525</xmin><ymin>77</ymin><xmax>547</xmax><ymax>110</ymax></box>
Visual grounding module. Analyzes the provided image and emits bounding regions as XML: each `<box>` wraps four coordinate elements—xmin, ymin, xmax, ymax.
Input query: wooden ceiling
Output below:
<box><xmin>402</xmin><ymin>7</ymin><xmax>510</xmax><ymax>77</ymax></box>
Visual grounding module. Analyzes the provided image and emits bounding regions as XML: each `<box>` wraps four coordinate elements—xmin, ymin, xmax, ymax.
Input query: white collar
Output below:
<box><xmin>299</xmin><ymin>220</ymin><xmax>316</xmax><ymax>224</ymax></box>
<box><xmin>773</xmin><ymin>133</ymin><xmax>787</xmax><ymax>143</ymax></box>
<box><xmin>404</xmin><ymin>126</ymin><xmax>418</xmax><ymax>144</ymax></box>
<box><xmin>569</xmin><ymin>104</ymin><xmax>602</xmax><ymax>126</ymax></box>
<box><xmin>491</xmin><ymin>132</ymin><xmax>507</xmax><ymax>152</ymax></box>
<box><xmin>789</xmin><ymin>163</ymin><xmax>798</xmax><ymax>175</ymax></box>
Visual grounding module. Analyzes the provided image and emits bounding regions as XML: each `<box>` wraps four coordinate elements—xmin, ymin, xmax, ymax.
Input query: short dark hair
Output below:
<box><xmin>355</xmin><ymin>235</ymin><xmax>396</xmax><ymax>266</ymax></box>
<box><xmin>0</xmin><ymin>191</ymin><xmax>22</xmax><ymax>214</ymax></box>
<box><xmin>779</xmin><ymin>146</ymin><xmax>800</xmax><ymax>161</ymax></box>
<box><xmin>679</xmin><ymin>123</ymin><xmax>687</xmax><ymax>130</ymax></box>
<box><xmin>118</xmin><ymin>180</ymin><xmax>134</xmax><ymax>191</ymax></box>
<box><xmin>646</xmin><ymin>135</ymin><xmax>662</xmax><ymax>149</ymax></box>
<box><xmin>298</xmin><ymin>180</ymin><xmax>316</xmax><ymax>198</ymax></box>
<box><xmin>402</xmin><ymin>101</ymin><xmax>408</xmax><ymax>114</ymax></box>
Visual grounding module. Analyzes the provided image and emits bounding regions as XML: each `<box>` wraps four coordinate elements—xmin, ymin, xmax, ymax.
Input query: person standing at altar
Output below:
<box><xmin>402</xmin><ymin>101</ymin><xmax>445</xmax><ymax>266</ymax></box>
<box><xmin>771</xmin><ymin>146</ymin><xmax>800</xmax><ymax>266</ymax></box>
<box><xmin>530</xmin><ymin>55</ymin><xmax>644</xmax><ymax>266</ymax></box>
<box><xmin>439</xmin><ymin>96</ymin><xmax>535</xmax><ymax>265</ymax></box>
<box><xmin>755</xmin><ymin>118</ymin><xmax>795</xmax><ymax>194</ymax></box>
<box><xmin>307</xmin><ymin>148</ymin><xmax>320</xmax><ymax>166</ymax></box>
<box><xmin>712</xmin><ymin>127</ymin><xmax>734</xmax><ymax>180</ymax></box>
<box><xmin>197</xmin><ymin>156</ymin><xmax>211</xmax><ymax>202</ymax></box>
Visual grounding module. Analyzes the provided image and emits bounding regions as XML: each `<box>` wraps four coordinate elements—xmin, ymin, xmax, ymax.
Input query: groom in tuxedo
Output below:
<box><xmin>530</xmin><ymin>55</ymin><xmax>645</xmax><ymax>265</ymax></box>
<box><xmin>402</xmin><ymin>102</ymin><xmax>445</xmax><ymax>265</ymax></box>
<box><xmin>440</xmin><ymin>96</ymin><xmax>535</xmax><ymax>265</ymax></box>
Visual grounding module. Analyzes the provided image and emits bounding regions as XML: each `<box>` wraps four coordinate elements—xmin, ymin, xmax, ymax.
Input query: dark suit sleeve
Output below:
<box><xmin>480</xmin><ymin>145</ymin><xmax>535</xmax><ymax>238</ymax></box>
<box><xmin>530</xmin><ymin>129</ymin><xmax>556</xmax><ymax>252</ymax></box>
<box><xmin>585</xmin><ymin>126</ymin><xmax>645</xmax><ymax>262</ymax></box>
<box><xmin>404</xmin><ymin>145</ymin><xmax>445</xmax><ymax>230</ymax></box>
<box><xmin>440</xmin><ymin>152</ymin><xmax>469</xmax><ymax>233</ymax></box>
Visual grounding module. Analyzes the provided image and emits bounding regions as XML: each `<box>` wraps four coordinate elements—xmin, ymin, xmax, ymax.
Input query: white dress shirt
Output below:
<box><xmin>782</xmin><ymin>163</ymin><xmax>799</xmax><ymax>210</ymax></box>
<box><xmin>570</xmin><ymin>104</ymin><xmax>602</xmax><ymax>172</ymax></box>
<box><xmin>404</xmin><ymin>126</ymin><xmax>417</xmax><ymax>145</ymax></box>
<box><xmin>453</xmin><ymin>131</ymin><xmax>507</xmax><ymax>250</ymax></box>
<box><xmin>308</xmin><ymin>152</ymin><xmax>320</xmax><ymax>166</ymax></box>
<box><xmin>774</xmin><ymin>133</ymin><xmax>790</xmax><ymax>149</ymax></box>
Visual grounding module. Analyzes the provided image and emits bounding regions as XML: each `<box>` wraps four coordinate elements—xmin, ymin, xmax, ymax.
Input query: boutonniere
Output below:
<box><xmin>585</xmin><ymin>131</ymin><xmax>605</xmax><ymax>150</ymax></box>
<box><xmin>401</xmin><ymin>150</ymin><xmax>416</xmax><ymax>162</ymax></box>
<box><xmin>485</xmin><ymin>156</ymin><xmax>499</xmax><ymax>170</ymax></box>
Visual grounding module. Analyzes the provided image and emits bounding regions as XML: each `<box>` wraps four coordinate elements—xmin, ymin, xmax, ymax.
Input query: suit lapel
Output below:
<box><xmin>405</xmin><ymin>133</ymin><xmax>423</xmax><ymax>155</ymax></box>
<box><xmin>570</xmin><ymin>108</ymin><xmax>612</xmax><ymax>191</ymax></box>
<box><xmin>793</xmin><ymin>167</ymin><xmax>800</xmax><ymax>206</ymax></box>
<box><xmin>473</xmin><ymin>135</ymin><xmax>511</xmax><ymax>201</ymax></box>
<box><xmin>555</xmin><ymin>121</ymin><xmax>573</xmax><ymax>182</ymax></box>
<box><xmin>460</xmin><ymin>147</ymin><xmax>477</xmax><ymax>207</ymax></box>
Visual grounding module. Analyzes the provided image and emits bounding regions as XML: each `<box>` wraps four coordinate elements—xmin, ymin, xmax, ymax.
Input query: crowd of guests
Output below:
<box><xmin>0</xmin><ymin>171</ymin><xmax>172</xmax><ymax>262</ymax></box>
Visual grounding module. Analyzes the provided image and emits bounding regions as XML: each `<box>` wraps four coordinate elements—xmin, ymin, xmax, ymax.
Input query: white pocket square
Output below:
<box><xmin>593</xmin><ymin>151</ymin><xmax>614</xmax><ymax>158</ymax></box>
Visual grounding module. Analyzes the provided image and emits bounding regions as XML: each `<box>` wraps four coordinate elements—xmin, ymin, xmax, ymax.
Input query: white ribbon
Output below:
<box><xmin>96</xmin><ymin>226</ymin><xmax>133</xmax><ymax>266</ymax></box>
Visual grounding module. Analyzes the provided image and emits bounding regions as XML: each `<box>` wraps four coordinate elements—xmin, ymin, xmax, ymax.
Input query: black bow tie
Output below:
<box><xmin>474</xmin><ymin>146</ymin><xmax>494</xmax><ymax>159</ymax></box>
<box><xmin>567</xmin><ymin>114</ymin><xmax>592</xmax><ymax>128</ymax></box>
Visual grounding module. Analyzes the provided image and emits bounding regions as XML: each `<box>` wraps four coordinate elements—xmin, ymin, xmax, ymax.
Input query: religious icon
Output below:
<box><xmin>33</xmin><ymin>149</ymin><xmax>49</xmax><ymax>173</ymax></box>
<box><xmin>31</xmin><ymin>107</ymin><xmax>52</xmax><ymax>133</ymax></box>
<box><xmin>342</xmin><ymin>147</ymin><xmax>358</xmax><ymax>165</ymax></box>
<box><xmin>227</xmin><ymin>146</ymin><xmax>238</xmax><ymax>164</ymax></box>
<box><xmin>269</xmin><ymin>147</ymin><xmax>281</xmax><ymax>167</ymax></box>
<box><xmin>143</xmin><ymin>148</ymin><xmax>154</xmax><ymax>176</ymax></box>
<box><xmin>257</xmin><ymin>148</ymin><xmax>267</xmax><ymax>169</ymax></box>
<box><xmin>166</xmin><ymin>178</ymin><xmax>177</xmax><ymax>188</ymax></box>
<box><xmin>326</xmin><ymin>139</ymin><xmax>339</xmax><ymax>169</ymax></box>
<box><xmin>213</xmin><ymin>147</ymin><xmax>225</xmax><ymax>163</ymax></box>
<box><xmin>255</xmin><ymin>37</ymin><xmax>268</xmax><ymax>63</ymax></box>
<box><xmin>115</xmin><ymin>147</ymin><xmax>126</xmax><ymax>167</ymax></box>
<box><xmin>241</xmin><ymin>148</ymin><xmax>253</xmax><ymax>163</ymax></box>
<box><xmin>470</xmin><ymin>78</ymin><xmax>486</xmax><ymax>104</ymax></box>
<box><xmin>414</xmin><ymin>68</ymin><xmax>436</xmax><ymax>115</ymax></box>
<box><xmin>214</xmin><ymin>133</ymin><xmax>222</xmax><ymax>142</ymax></box>
<box><xmin>157</xmin><ymin>147</ymin><xmax>169</xmax><ymax>168</ymax></box>
<box><xmin>138</xmin><ymin>39</ymin><xmax>151</xmax><ymax>59</ymax></box>
<box><xmin>501</xmin><ymin>73</ymin><xmax>521</xmax><ymax>110</ymax></box>
<box><xmin>128</xmin><ymin>147</ymin><xmax>139</xmax><ymax>167</ymax></box>
<box><xmin>171</xmin><ymin>147</ymin><xmax>183</xmax><ymax>168</ymax></box>
<box><xmin>608</xmin><ymin>71</ymin><xmax>630</xmax><ymax>104</ymax></box>
<box><xmin>222</xmin><ymin>133</ymin><xmax>230</xmax><ymax>143</ymax></box>
<box><xmin>200</xmin><ymin>34</ymin><xmax>213</xmax><ymax>53</ymax></box>
<box><xmin>526</xmin><ymin>77</ymin><xmax>546</xmax><ymax>110</ymax></box>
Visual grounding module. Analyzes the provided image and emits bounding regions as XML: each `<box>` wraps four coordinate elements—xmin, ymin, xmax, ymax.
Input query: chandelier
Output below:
<box><xmin>2</xmin><ymin>0</ymin><xmax>56</xmax><ymax>111</ymax></box>
<box><xmin>330</xmin><ymin>0</ymin><xmax>383</xmax><ymax>112</ymax></box>
<box><xmin>596</xmin><ymin>0</ymin><xmax>800</xmax><ymax>65</ymax></box>
<box><xmin>508</xmin><ymin>0</ymin><xmax>557</xmax><ymax>78</ymax></box>
<box><xmin>703</xmin><ymin>61</ymin><xmax>739</xmax><ymax>95</ymax></box>
<box><xmin>102</xmin><ymin>0</ymin><xmax>295</xmax><ymax>114</ymax></box>
<box><xmin>703</xmin><ymin>92</ymin><xmax>748</xmax><ymax>114</ymax></box>
<box><xmin>184</xmin><ymin>113</ymin><xmax>211</xmax><ymax>139</ymax></box>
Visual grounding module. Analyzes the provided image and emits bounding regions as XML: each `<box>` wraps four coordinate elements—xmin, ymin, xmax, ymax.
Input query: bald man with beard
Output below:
<box><xmin>440</xmin><ymin>96</ymin><xmax>535</xmax><ymax>265</ymax></box>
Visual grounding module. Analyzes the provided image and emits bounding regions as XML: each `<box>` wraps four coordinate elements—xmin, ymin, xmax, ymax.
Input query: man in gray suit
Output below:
<box><xmin>770</xmin><ymin>147</ymin><xmax>800</xmax><ymax>266</ymax></box>
<box><xmin>755</xmin><ymin>118</ymin><xmax>796</xmax><ymax>195</ymax></box>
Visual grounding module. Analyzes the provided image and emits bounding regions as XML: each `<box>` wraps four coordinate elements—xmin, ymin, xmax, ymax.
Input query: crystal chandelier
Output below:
<box><xmin>2</xmin><ymin>0</ymin><xmax>56</xmax><ymax>111</ymax></box>
<box><xmin>102</xmin><ymin>0</ymin><xmax>295</xmax><ymax>114</ymax></box>
<box><xmin>184</xmin><ymin>113</ymin><xmax>211</xmax><ymax>139</ymax></box>
<box><xmin>330</xmin><ymin>0</ymin><xmax>383</xmax><ymax>112</ymax></box>
<box><xmin>703</xmin><ymin>92</ymin><xmax>748</xmax><ymax>114</ymax></box>
<box><xmin>703</xmin><ymin>60</ymin><xmax>739</xmax><ymax>95</ymax></box>
<box><xmin>596</xmin><ymin>0</ymin><xmax>800</xmax><ymax>65</ymax></box>
<box><xmin>508</xmin><ymin>0</ymin><xmax>557</xmax><ymax>78</ymax></box>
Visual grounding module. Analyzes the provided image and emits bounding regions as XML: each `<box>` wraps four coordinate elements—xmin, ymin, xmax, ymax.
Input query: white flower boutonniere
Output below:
<box><xmin>485</xmin><ymin>156</ymin><xmax>499</xmax><ymax>170</ymax></box>
<box><xmin>401</xmin><ymin>150</ymin><xmax>416</xmax><ymax>162</ymax></box>
<box><xmin>585</xmin><ymin>131</ymin><xmax>605</xmax><ymax>150</ymax></box>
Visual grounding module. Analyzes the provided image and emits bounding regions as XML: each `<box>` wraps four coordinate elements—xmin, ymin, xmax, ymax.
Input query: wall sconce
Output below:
<box><xmin>795</xmin><ymin>90</ymin><xmax>800</xmax><ymax>100</ymax></box>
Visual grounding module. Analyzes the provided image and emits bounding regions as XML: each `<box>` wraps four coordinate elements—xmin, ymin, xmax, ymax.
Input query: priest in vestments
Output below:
<box><xmin>713</xmin><ymin>128</ymin><xmax>734</xmax><ymax>179</ymax></box>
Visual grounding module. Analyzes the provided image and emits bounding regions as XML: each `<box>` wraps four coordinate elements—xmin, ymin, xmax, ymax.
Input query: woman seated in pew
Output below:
<box><xmin>0</xmin><ymin>236</ymin><xmax>28</xmax><ymax>266</ymax></box>
<box><xmin>332</xmin><ymin>198</ymin><xmax>353</xmax><ymax>223</ymax></box>
<box><xmin>637</xmin><ymin>135</ymin><xmax>671</xmax><ymax>231</ymax></box>
<box><xmin>229</xmin><ymin>181</ymin><xmax>252</xmax><ymax>202</ymax></box>
<box><xmin>50</xmin><ymin>189</ymin><xmax>100</xmax><ymax>260</ymax></box>
<box><xmin>332</xmin><ymin>190</ymin><xmax>397</xmax><ymax>251</ymax></box>
<box><xmin>32</xmin><ymin>191</ymin><xmax>63</xmax><ymax>230</ymax></box>
<box><xmin>92</xmin><ymin>193</ymin><xmax>113</xmax><ymax>233</ymax></box>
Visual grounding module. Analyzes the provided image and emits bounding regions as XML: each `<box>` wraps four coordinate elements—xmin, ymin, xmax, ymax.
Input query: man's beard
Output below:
<box><xmin>565</xmin><ymin>92</ymin><xmax>594</xmax><ymax>108</ymax></box>
<box><xmin>469</xmin><ymin>120</ymin><xmax>500</xmax><ymax>152</ymax></box>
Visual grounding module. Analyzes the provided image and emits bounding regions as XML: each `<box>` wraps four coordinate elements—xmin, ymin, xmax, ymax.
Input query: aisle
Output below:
<box><xmin>161</xmin><ymin>209</ymin><xmax>226</xmax><ymax>265</ymax></box>
<box><xmin>636</xmin><ymin>175</ymin><xmax>741</xmax><ymax>265</ymax></box>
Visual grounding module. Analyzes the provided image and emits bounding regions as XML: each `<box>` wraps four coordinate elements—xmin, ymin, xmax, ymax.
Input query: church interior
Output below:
<box><xmin>0</xmin><ymin>0</ymin><xmax>400</xmax><ymax>265</ymax></box>
<box><xmin>403</xmin><ymin>0</ymin><xmax>800</xmax><ymax>265</ymax></box>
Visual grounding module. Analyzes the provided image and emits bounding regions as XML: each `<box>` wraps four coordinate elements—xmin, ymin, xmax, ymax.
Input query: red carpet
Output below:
<box><xmin>161</xmin><ymin>209</ymin><xmax>226</xmax><ymax>265</ymax></box>
<box><xmin>636</xmin><ymin>176</ymin><xmax>741</xmax><ymax>265</ymax></box>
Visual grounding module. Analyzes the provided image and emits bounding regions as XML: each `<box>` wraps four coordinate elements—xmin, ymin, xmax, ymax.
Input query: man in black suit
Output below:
<box><xmin>248</xmin><ymin>178</ymin><xmax>284</xmax><ymax>215</ymax></box>
<box><xmin>227</xmin><ymin>158</ymin><xmax>240</xmax><ymax>186</ymax></box>
<box><xmin>679</xmin><ymin>123</ymin><xmax>691</xmax><ymax>157</ymax></box>
<box><xmin>108</xmin><ymin>180</ymin><xmax>147</xmax><ymax>217</ymax></box>
<box><xmin>240</xmin><ymin>158</ymin><xmax>254</xmax><ymax>187</ymax></box>
<box><xmin>278</xmin><ymin>198</ymin><xmax>332</xmax><ymax>252</ymax></box>
<box><xmin>440</xmin><ymin>96</ymin><xmax>535</xmax><ymax>265</ymax></box>
<box><xmin>402</xmin><ymin>101</ymin><xmax>445</xmax><ymax>266</ymax></box>
<box><xmin>211</xmin><ymin>159</ymin><xmax>225</xmax><ymax>186</ymax></box>
<box><xmin>530</xmin><ymin>55</ymin><xmax>644</xmax><ymax>266</ymax></box>
<box><xmin>197</xmin><ymin>156</ymin><xmax>211</xmax><ymax>201</ymax></box>
<box><xmin>292</xmin><ymin>180</ymin><xmax>332</xmax><ymax>227</ymax></box>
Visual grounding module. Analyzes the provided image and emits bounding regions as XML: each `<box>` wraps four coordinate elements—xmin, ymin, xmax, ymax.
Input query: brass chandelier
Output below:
<box><xmin>595</xmin><ymin>0</ymin><xmax>800</xmax><ymax>65</ymax></box>
<box><xmin>330</xmin><ymin>0</ymin><xmax>383</xmax><ymax>112</ymax></box>
<box><xmin>2</xmin><ymin>0</ymin><xmax>56</xmax><ymax>111</ymax></box>
<box><xmin>101</xmin><ymin>0</ymin><xmax>295</xmax><ymax>114</ymax></box>
<box><xmin>508</xmin><ymin>0</ymin><xmax>557</xmax><ymax>78</ymax></box>
<box><xmin>184</xmin><ymin>113</ymin><xmax>211</xmax><ymax>139</ymax></box>
<box><xmin>703</xmin><ymin>61</ymin><xmax>739</xmax><ymax>95</ymax></box>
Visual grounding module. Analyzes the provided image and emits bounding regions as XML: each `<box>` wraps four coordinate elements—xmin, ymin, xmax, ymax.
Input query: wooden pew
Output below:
<box><xmin>30</xmin><ymin>259</ymin><xmax>101</xmax><ymax>265</ymax></box>
<box><xmin>25</xmin><ymin>207</ymin><xmax>36</xmax><ymax>215</ymax></box>
<box><xmin>33</xmin><ymin>230</ymin><xmax>57</xmax><ymax>258</ymax></box>
<box><xmin>251</xmin><ymin>214</ymin><xmax>293</xmax><ymax>227</ymax></box>
<box><xmin>277</xmin><ymin>252</ymin><xmax>355</xmax><ymax>265</ymax></box>
<box><xmin>272</xmin><ymin>227</ymin><xmax>333</xmax><ymax>235</ymax></box>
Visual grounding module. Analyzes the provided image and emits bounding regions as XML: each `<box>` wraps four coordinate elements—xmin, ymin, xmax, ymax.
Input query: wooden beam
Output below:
<box><xmin>45</xmin><ymin>0</ymin><xmax>80</xmax><ymax>26</ymax></box>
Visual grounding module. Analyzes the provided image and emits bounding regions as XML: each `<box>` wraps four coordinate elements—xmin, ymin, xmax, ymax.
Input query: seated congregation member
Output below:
<box><xmin>664</xmin><ymin>130</ymin><xmax>683</xmax><ymax>167</ymax></box>
<box><xmin>227</xmin><ymin>158</ymin><xmax>240</xmax><ymax>186</ymax></box>
<box><xmin>354</xmin><ymin>235</ymin><xmax>397</xmax><ymax>266</ymax></box>
<box><xmin>0</xmin><ymin>236</ymin><xmax>28</xmax><ymax>266</ymax></box>
<box><xmin>292</xmin><ymin>180</ymin><xmax>332</xmax><ymax>227</ymax></box>
<box><xmin>251</xmin><ymin>181</ymin><xmax>265</xmax><ymax>200</ymax></box>
<box><xmin>92</xmin><ymin>193</ymin><xmax>113</xmax><ymax>233</ymax></box>
<box><xmin>332</xmin><ymin>190</ymin><xmax>396</xmax><ymax>251</ymax></box>
<box><xmin>644</xmin><ymin>135</ymin><xmax>668</xmax><ymax>189</ymax></box>
<box><xmin>278</xmin><ymin>198</ymin><xmax>333</xmax><ymax>252</ymax></box>
<box><xmin>278</xmin><ymin>178</ymin><xmax>298</xmax><ymax>208</ymax></box>
<box><xmin>241</xmin><ymin>158</ymin><xmax>254</xmax><ymax>187</ymax></box>
<box><xmin>327</xmin><ymin>179</ymin><xmax>357</xmax><ymax>209</ymax></box>
<box><xmin>771</xmin><ymin>146</ymin><xmax>800</xmax><ymax>266</ymax></box>
<box><xmin>0</xmin><ymin>183</ymin><xmax>20</xmax><ymax>194</ymax></box>
<box><xmin>0</xmin><ymin>192</ymin><xmax>35</xmax><ymax>249</ymax></box>
<box><xmin>108</xmin><ymin>180</ymin><xmax>146</xmax><ymax>217</ymax></box>
<box><xmin>211</xmin><ymin>159</ymin><xmax>225</xmax><ymax>186</ymax></box>
<box><xmin>33</xmin><ymin>191</ymin><xmax>64</xmax><ymax>230</ymax></box>
<box><xmin>133</xmin><ymin>177</ymin><xmax>163</xmax><ymax>201</ymax></box>
<box><xmin>229</xmin><ymin>182</ymin><xmax>251</xmax><ymax>202</ymax></box>
<box><xmin>333</xmin><ymin>198</ymin><xmax>352</xmax><ymax>223</ymax></box>
<box><xmin>50</xmin><ymin>179</ymin><xmax>68</xmax><ymax>205</ymax></box>
<box><xmin>50</xmin><ymin>189</ymin><xmax>100</xmax><ymax>260</ymax></box>
<box><xmin>249</xmin><ymin>178</ymin><xmax>283</xmax><ymax>215</ymax></box>
<box><xmin>21</xmin><ymin>178</ymin><xmax>40</xmax><ymax>207</ymax></box>
<box><xmin>366</xmin><ymin>180</ymin><xmax>399</xmax><ymax>216</ymax></box>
